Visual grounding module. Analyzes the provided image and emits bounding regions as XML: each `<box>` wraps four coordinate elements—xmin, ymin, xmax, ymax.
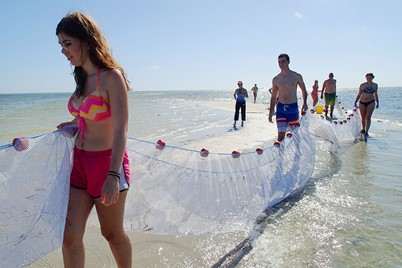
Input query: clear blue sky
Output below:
<box><xmin>1</xmin><ymin>0</ymin><xmax>401</xmax><ymax>94</ymax></box>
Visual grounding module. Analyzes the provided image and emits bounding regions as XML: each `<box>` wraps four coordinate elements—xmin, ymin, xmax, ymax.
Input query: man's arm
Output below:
<box><xmin>334</xmin><ymin>79</ymin><xmax>337</xmax><ymax>93</ymax></box>
<box><xmin>268</xmin><ymin>79</ymin><xmax>278</xmax><ymax>123</ymax></box>
<box><xmin>321</xmin><ymin>80</ymin><xmax>326</xmax><ymax>98</ymax></box>
<box><xmin>297</xmin><ymin>74</ymin><xmax>308</xmax><ymax>111</ymax></box>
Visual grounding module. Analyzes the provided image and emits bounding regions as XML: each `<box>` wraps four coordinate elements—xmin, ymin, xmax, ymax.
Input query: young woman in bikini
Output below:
<box><xmin>354</xmin><ymin>73</ymin><xmax>379</xmax><ymax>137</ymax></box>
<box><xmin>56</xmin><ymin>12</ymin><xmax>132</xmax><ymax>267</ymax></box>
<box><xmin>311</xmin><ymin>80</ymin><xmax>319</xmax><ymax>106</ymax></box>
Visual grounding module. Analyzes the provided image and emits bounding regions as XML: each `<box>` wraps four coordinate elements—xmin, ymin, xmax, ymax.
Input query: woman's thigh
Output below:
<box><xmin>65</xmin><ymin>188</ymin><xmax>94</xmax><ymax>237</ymax></box>
<box><xmin>359</xmin><ymin>104</ymin><xmax>367</xmax><ymax>118</ymax></box>
<box><xmin>95</xmin><ymin>191</ymin><xmax>128</xmax><ymax>234</ymax></box>
<box><xmin>365</xmin><ymin>102</ymin><xmax>376</xmax><ymax>118</ymax></box>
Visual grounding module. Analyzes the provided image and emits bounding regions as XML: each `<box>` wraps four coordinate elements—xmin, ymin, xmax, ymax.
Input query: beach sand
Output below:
<box><xmin>185</xmin><ymin>101</ymin><xmax>277</xmax><ymax>152</ymax></box>
<box><xmin>31</xmin><ymin>227</ymin><xmax>249</xmax><ymax>267</ymax></box>
<box><xmin>30</xmin><ymin>100</ymin><xmax>279</xmax><ymax>267</ymax></box>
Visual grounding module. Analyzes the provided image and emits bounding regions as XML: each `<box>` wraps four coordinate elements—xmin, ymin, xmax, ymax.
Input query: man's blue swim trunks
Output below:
<box><xmin>276</xmin><ymin>102</ymin><xmax>299</xmax><ymax>132</ymax></box>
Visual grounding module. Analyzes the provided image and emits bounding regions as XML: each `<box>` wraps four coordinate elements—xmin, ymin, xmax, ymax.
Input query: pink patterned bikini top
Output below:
<box><xmin>67</xmin><ymin>69</ymin><xmax>111</xmax><ymax>139</ymax></box>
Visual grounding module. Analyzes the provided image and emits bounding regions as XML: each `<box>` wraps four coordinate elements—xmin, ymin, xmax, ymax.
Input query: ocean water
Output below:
<box><xmin>0</xmin><ymin>90</ymin><xmax>271</xmax><ymax>146</ymax></box>
<box><xmin>1</xmin><ymin>88</ymin><xmax>401</xmax><ymax>267</ymax></box>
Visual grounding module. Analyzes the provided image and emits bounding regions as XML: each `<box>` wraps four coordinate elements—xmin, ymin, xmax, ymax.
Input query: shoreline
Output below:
<box><xmin>30</xmin><ymin>226</ymin><xmax>248</xmax><ymax>267</ymax></box>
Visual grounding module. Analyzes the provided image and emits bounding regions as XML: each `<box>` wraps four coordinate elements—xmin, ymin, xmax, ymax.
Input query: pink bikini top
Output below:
<box><xmin>68</xmin><ymin>69</ymin><xmax>111</xmax><ymax>139</ymax></box>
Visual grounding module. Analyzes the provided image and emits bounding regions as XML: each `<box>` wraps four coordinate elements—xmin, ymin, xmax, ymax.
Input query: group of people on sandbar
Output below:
<box><xmin>234</xmin><ymin>53</ymin><xmax>379</xmax><ymax>143</ymax></box>
<box><xmin>231</xmin><ymin>53</ymin><xmax>309</xmax><ymax>141</ymax></box>
<box><xmin>311</xmin><ymin>72</ymin><xmax>379</xmax><ymax>137</ymax></box>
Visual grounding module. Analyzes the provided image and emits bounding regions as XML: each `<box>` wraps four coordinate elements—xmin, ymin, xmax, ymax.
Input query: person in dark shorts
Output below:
<box><xmin>233</xmin><ymin>81</ymin><xmax>248</xmax><ymax>128</ymax></box>
<box><xmin>354</xmin><ymin>73</ymin><xmax>379</xmax><ymax>137</ymax></box>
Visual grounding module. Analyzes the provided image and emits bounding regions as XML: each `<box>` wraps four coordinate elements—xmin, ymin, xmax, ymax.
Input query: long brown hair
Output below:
<box><xmin>56</xmin><ymin>12</ymin><xmax>130</xmax><ymax>97</ymax></box>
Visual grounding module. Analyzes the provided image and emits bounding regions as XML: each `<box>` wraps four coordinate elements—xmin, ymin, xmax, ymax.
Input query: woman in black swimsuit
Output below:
<box><xmin>354</xmin><ymin>73</ymin><xmax>379</xmax><ymax>136</ymax></box>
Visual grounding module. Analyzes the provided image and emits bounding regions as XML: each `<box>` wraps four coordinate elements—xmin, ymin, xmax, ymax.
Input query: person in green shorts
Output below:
<box><xmin>320</xmin><ymin>73</ymin><xmax>337</xmax><ymax>118</ymax></box>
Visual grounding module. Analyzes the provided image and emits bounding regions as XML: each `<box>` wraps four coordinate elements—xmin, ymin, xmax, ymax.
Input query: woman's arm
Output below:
<box><xmin>57</xmin><ymin>117</ymin><xmax>79</xmax><ymax>130</ymax></box>
<box><xmin>320</xmin><ymin>81</ymin><xmax>326</xmax><ymax>98</ymax></box>
<box><xmin>374</xmin><ymin>83</ymin><xmax>379</xmax><ymax>108</ymax></box>
<box><xmin>354</xmin><ymin>84</ymin><xmax>363</xmax><ymax>107</ymax></box>
<box><xmin>102</xmin><ymin>69</ymin><xmax>129</xmax><ymax>206</ymax></box>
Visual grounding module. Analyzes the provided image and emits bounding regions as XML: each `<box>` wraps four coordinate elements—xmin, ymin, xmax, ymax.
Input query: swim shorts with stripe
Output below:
<box><xmin>276</xmin><ymin>102</ymin><xmax>300</xmax><ymax>133</ymax></box>
<box><xmin>70</xmin><ymin>147</ymin><xmax>130</xmax><ymax>199</ymax></box>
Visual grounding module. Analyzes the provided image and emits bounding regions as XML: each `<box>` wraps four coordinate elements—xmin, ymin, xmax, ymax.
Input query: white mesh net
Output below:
<box><xmin>0</xmin><ymin>133</ymin><xmax>73</xmax><ymax>267</ymax></box>
<box><xmin>120</xmin><ymin>114</ymin><xmax>315</xmax><ymax>235</ymax></box>
<box><xmin>0</xmin><ymin>99</ymin><xmax>361</xmax><ymax>267</ymax></box>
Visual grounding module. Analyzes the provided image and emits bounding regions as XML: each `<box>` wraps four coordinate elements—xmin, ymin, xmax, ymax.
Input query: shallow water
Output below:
<box><xmin>235</xmin><ymin>88</ymin><xmax>402</xmax><ymax>267</ymax></box>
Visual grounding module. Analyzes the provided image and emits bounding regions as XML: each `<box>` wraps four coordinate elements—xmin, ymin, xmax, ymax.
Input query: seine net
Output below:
<box><xmin>0</xmin><ymin>99</ymin><xmax>360</xmax><ymax>267</ymax></box>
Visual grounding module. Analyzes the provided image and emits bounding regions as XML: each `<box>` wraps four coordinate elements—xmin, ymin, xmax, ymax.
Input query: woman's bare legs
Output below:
<box><xmin>96</xmin><ymin>191</ymin><xmax>132</xmax><ymax>268</ymax></box>
<box><xmin>359</xmin><ymin>102</ymin><xmax>375</xmax><ymax>135</ymax></box>
<box><xmin>312</xmin><ymin>96</ymin><xmax>318</xmax><ymax>106</ymax></box>
<box><xmin>62</xmin><ymin>188</ymin><xmax>94</xmax><ymax>268</ymax></box>
<box><xmin>364</xmin><ymin>102</ymin><xmax>376</xmax><ymax>135</ymax></box>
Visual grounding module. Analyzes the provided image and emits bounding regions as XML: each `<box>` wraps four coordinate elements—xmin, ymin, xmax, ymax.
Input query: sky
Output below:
<box><xmin>0</xmin><ymin>0</ymin><xmax>401</xmax><ymax>94</ymax></box>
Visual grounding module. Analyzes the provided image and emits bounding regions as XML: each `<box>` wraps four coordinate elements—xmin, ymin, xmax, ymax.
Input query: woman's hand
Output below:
<box><xmin>57</xmin><ymin>121</ymin><xmax>79</xmax><ymax>138</ymax></box>
<box><xmin>101</xmin><ymin>176</ymin><xmax>120</xmax><ymax>206</ymax></box>
<box><xmin>57</xmin><ymin>121</ymin><xmax>75</xmax><ymax>130</ymax></box>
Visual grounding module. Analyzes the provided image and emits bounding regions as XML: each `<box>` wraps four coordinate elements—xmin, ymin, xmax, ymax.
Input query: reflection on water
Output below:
<box><xmin>236</xmin><ymin>125</ymin><xmax>402</xmax><ymax>267</ymax></box>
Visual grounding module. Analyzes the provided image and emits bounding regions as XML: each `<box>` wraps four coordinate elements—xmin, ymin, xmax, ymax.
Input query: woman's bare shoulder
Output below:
<box><xmin>102</xmin><ymin>69</ymin><xmax>124</xmax><ymax>82</ymax></box>
<box><xmin>102</xmin><ymin>69</ymin><xmax>127</xmax><ymax>90</ymax></box>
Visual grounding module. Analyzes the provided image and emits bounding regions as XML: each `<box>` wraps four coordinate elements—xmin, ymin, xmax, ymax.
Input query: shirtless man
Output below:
<box><xmin>251</xmin><ymin>84</ymin><xmax>258</xmax><ymax>103</ymax></box>
<box><xmin>268</xmin><ymin>54</ymin><xmax>308</xmax><ymax>142</ymax></box>
<box><xmin>320</xmin><ymin>73</ymin><xmax>336</xmax><ymax>118</ymax></box>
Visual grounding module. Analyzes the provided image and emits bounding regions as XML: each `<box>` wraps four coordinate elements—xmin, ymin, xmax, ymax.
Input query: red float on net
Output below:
<box><xmin>12</xmin><ymin>137</ymin><xmax>29</xmax><ymax>151</ymax></box>
<box><xmin>200</xmin><ymin>148</ymin><xmax>209</xmax><ymax>157</ymax></box>
<box><xmin>255</xmin><ymin>148</ymin><xmax>263</xmax><ymax>155</ymax></box>
<box><xmin>155</xmin><ymin>139</ymin><xmax>166</xmax><ymax>150</ymax></box>
<box><xmin>231</xmin><ymin>151</ymin><xmax>240</xmax><ymax>158</ymax></box>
